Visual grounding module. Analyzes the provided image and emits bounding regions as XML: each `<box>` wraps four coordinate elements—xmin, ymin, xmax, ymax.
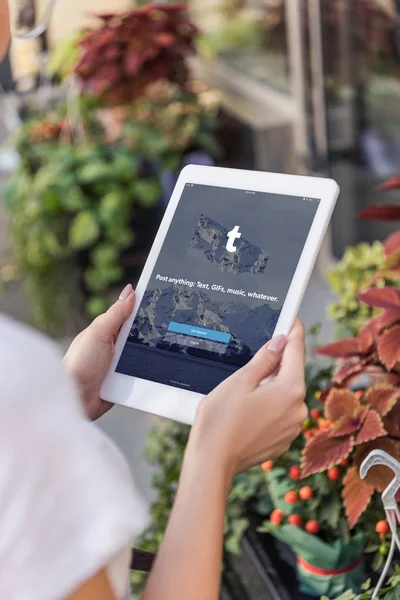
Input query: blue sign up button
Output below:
<box><xmin>168</xmin><ymin>321</ymin><xmax>231</xmax><ymax>344</ymax></box>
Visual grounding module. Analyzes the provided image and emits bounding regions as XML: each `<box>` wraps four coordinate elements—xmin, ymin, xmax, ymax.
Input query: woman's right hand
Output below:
<box><xmin>192</xmin><ymin>319</ymin><xmax>307</xmax><ymax>476</ymax></box>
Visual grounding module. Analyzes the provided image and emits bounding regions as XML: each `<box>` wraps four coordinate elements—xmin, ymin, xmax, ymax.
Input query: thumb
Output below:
<box><xmin>93</xmin><ymin>284</ymin><xmax>135</xmax><ymax>342</ymax></box>
<box><xmin>241</xmin><ymin>335</ymin><xmax>287</xmax><ymax>388</ymax></box>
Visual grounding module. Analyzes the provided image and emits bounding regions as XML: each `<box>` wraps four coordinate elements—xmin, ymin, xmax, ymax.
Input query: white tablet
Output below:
<box><xmin>101</xmin><ymin>166</ymin><xmax>339</xmax><ymax>424</ymax></box>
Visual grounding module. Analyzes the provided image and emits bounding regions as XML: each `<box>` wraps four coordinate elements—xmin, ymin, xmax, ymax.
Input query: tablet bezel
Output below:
<box><xmin>100</xmin><ymin>166</ymin><xmax>339</xmax><ymax>424</ymax></box>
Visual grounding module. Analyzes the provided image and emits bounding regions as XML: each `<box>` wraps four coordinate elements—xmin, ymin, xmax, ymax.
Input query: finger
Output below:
<box><xmin>93</xmin><ymin>284</ymin><xmax>135</xmax><ymax>342</ymax></box>
<box><xmin>277</xmin><ymin>319</ymin><xmax>306</xmax><ymax>382</ymax></box>
<box><xmin>240</xmin><ymin>334</ymin><xmax>287</xmax><ymax>389</ymax></box>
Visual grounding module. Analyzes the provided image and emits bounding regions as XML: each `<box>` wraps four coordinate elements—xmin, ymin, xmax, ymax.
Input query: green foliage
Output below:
<box><xmin>123</xmin><ymin>80</ymin><xmax>220</xmax><ymax>169</ymax></box>
<box><xmin>4</xmin><ymin>115</ymin><xmax>156</xmax><ymax>332</ymax></box>
<box><xmin>327</xmin><ymin>242</ymin><xmax>385</xmax><ymax>336</ymax></box>
<box><xmin>47</xmin><ymin>30</ymin><xmax>84</xmax><ymax>82</ymax></box>
<box><xmin>326</xmin><ymin>566</ymin><xmax>400</xmax><ymax>599</ymax></box>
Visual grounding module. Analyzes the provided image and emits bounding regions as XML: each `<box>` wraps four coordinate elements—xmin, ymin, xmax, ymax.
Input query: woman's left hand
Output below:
<box><xmin>64</xmin><ymin>284</ymin><xmax>135</xmax><ymax>421</ymax></box>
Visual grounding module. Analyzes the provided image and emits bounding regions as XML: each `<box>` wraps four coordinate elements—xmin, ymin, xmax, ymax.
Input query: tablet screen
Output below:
<box><xmin>116</xmin><ymin>183</ymin><xmax>320</xmax><ymax>395</ymax></box>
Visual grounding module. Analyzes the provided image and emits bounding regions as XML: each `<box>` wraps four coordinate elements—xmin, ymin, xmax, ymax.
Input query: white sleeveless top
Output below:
<box><xmin>0</xmin><ymin>315</ymin><xmax>146</xmax><ymax>600</ymax></box>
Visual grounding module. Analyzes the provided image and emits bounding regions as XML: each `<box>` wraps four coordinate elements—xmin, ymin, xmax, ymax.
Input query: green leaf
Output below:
<box><xmin>386</xmin><ymin>583</ymin><xmax>400</xmax><ymax>600</ymax></box>
<box><xmin>99</xmin><ymin>191</ymin><xmax>128</xmax><ymax>224</ymax></box>
<box><xmin>224</xmin><ymin>517</ymin><xmax>248</xmax><ymax>556</ymax></box>
<box><xmin>163</xmin><ymin>154</ymin><xmax>181</xmax><ymax>172</ymax></box>
<box><xmin>134</xmin><ymin>179</ymin><xmax>160</xmax><ymax>208</ymax></box>
<box><xmin>106</xmin><ymin>226</ymin><xmax>135</xmax><ymax>249</ymax></box>
<box><xmin>86</xmin><ymin>296</ymin><xmax>110</xmax><ymax>319</ymax></box>
<box><xmin>195</xmin><ymin>132</ymin><xmax>221</xmax><ymax>157</ymax></box>
<box><xmin>84</xmin><ymin>265</ymin><xmax>123</xmax><ymax>292</ymax></box>
<box><xmin>372</xmin><ymin>550</ymin><xmax>384</xmax><ymax>572</ymax></box>
<box><xmin>69</xmin><ymin>211</ymin><xmax>100</xmax><ymax>250</ymax></box>
<box><xmin>39</xmin><ymin>189</ymin><xmax>63</xmax><ymax>214</ymax></box>
<box><xmin>319</xmin><ymin>494</ymin><xmax>341</xmax><ymax>530</ymax></box>
<box><xmin>77</xmin><ymin>162</ymin><xmax>117</xmax><ymax>184</ymax></box>
<box><xmin>62</xmin><ymin>187</ymin><xmax>89</xmax><ymax>212</ymax></box>
<box><xmin>91</xmin><ymin>243</ymin><xmax>119</xmax><ymax>267</ymax></box>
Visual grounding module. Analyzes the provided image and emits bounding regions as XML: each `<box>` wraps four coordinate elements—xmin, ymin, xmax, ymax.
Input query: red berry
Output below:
<box><xmin>270</xmin><ymin>509</ymin><xmax>284</xmax><ymax>525</ymax></box>
<box><xmin>289</xmin><ymin>465</ymin><xmax>301</xmax><ymax>480</ymax></box>
<box><xmin>285</xmin><ymin>491</ymin><xmax>299</xmax><ymax>505</ymax></box>
<box><xmin>288</xmin><ymin>514</ymin><xmax>302</xmax><ymax>527</ymax></box>
<box><xmin>299</xmin><ymin>486</ymin><xmax>313</xmax><ymax>500</ymax></box>
<box><xmin>376</xmin><ymin>520</ymin><xmax>389</xmax><ymax>535</ymax></box>
<box><xmin>328</xmin><ymin>467</ymin><xmax>340</xmax><ymax>481</ymax></box>
<box><xmin>261</xmin><ymin>460</ymin><xmax>274</xmax><ymax>472</ymax></box>
<box><xmin>311</xmin><ymin>408</ymin><xmax>321</xmax><ymax>421</ymax></box>
<box><xmin>340</xmin><ymin>458</ymin><xmax>349</xmax><ymax>467</ymax></box>
<box><xmin>305</xmin><ymin>520</ymin><xmax>320</xmax><ymax>534</ymax></box>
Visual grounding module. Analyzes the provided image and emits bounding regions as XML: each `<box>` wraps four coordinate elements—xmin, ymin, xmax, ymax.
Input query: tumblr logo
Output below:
<box><xmin>226</xmin><ymin>225</ymin><xmax>241</xmax><ymax>253</ymax></box>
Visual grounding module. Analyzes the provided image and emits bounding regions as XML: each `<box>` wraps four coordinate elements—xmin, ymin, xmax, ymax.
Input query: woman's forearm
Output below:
<box><xmin>142</xmin><ymin>430</ymin><xmax>232</xmax><ymax>600</ymax></box>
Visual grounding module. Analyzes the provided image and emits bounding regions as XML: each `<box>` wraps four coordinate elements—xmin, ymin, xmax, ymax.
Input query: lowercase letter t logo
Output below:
<box><xmin>226</xmin><ymin>226</ymin><xmax>241</xmax><ymax>253</ymax></box>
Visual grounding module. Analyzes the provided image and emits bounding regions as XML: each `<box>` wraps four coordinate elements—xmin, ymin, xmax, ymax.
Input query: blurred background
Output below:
<box><xmin>1</xmin><ymin>2</ymin><xmax>400</xmax><ymax>597</ymax></box>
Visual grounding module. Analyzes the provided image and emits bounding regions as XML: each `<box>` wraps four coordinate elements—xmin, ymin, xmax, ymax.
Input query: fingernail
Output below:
<box><xmin>119</xmin><ymin>283</ymin><xmax>133</xmax><ymax>300</ymax></box>
<box><xmin>268</xmin><ymin>335</ymin><xmax>287</xmax><ymax>354</ymax></box>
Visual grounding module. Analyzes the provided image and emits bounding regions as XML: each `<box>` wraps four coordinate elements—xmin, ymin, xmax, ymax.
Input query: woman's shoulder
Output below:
<box><xmin>0</xmin><ymin>314</ymin><xmax>79</xmax><ymax>416</ymax></box>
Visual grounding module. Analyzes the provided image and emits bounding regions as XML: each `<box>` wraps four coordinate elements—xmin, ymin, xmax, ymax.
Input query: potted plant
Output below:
<box><xmin>3</xmin><ymin>4</ymin><xmax>220</xmax><ymax>332</ymax></box>
<box><xmin>128</xmin><ymin>177</ymin><xmax>400</xmax><ymax>598</ymax></box>
<box><xmin>3</xmin><ymin>109</ymin><xmax>161</xmax><ymax>331</ymax></box>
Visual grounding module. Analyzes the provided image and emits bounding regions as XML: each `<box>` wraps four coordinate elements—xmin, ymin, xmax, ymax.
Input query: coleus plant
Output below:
<box><xmin>300</xmin><ymin>228</ymin><xmax>400</xmax><ymax>529</ymax></box>
<box><xmin>74</xmin><ymin>3</ymin><xmax>198</xmax><ymax>106</ymax></box>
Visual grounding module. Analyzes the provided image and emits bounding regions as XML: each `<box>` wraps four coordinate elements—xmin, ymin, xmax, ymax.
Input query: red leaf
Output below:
<box><xmin>315</xmin><ymin>338</ymin><xmax>361</xmax><ymax>359</ymax></box>
<box><xmin>342</xmin><ymin>467</ymin><xmax>374</xmax><ymax>528</ymax></box>
<box><xmin>333</xmin><ymin>359</ymin><xmax>369</xmax><ymax>386</ymax></box>
<box><xmin>325</xmin><ymin>389</ymin><xmax>361</xmax><ymax>423</ymax></box>
<box><xmin>301</xmin><ymin>430</ymin><xmax>354</xmax><ymax>477</ymax></box>
<box><xmin>384</xmin><ymin>230</ymin><xmax>400</xmax><ymax>257</ymax></box>
<box><xmin>331</xmin><ymin>407</ymin><xmax>368</xmax><ymax>438</ymax></box>
<box><xmin>357</xmin><ymin>205</ymin><xmax>400</xmax><ymax>221</ymax></box>
<box><xmin>364</xmin><ymin>384</ymin><xmax>400</xmax><ymax>416</ymax></box>
<box><xmin>377</xmin><ymin>325</ymin><xmax>400</xmax><ymax>370</ymax></box>
<box><xmin>354</xmin><ymin>410</ymin><xmax>387</xmax><ymax>445</ymax></box>
<box><xmin>358</xmin><ymin>309</ymin><xmax>400</xmax><ymax>350</ymax></box>
<box><xmin>383</xmin><ymin>400</ymin><xmax>400</xmax><ymax>439</ymax></box>
<box><xmin>378</xmin><ymin>175</ymin><xmax>400</xmax><ymax>191</ymax></box>
<box><xmin>358</xmin><ymin>287</ymin><xmax>400</xmax><ymax>310</ymax></box>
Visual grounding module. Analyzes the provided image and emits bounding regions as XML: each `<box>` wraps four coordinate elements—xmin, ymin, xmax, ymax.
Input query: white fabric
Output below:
<box><xmin>0</xmin><ymin>315</ymin><xmax>147</xmax><ymax>600</ymax></box>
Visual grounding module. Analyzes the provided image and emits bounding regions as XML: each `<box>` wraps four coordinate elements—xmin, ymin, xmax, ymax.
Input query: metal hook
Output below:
<box><xmin>360</xmin><ymin>449</ymin><xmax>400</xmax><ymax>598</ymax></box>
<box><xmin>360</xmin><ymin>449</ymin><xmax>400</xmax><ymax>510</ymax></box>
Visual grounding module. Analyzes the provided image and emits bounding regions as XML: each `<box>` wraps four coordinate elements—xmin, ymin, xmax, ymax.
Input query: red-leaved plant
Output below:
<box><xmin>74</xmin><ymin>3</ymin><xmax>198</xmax><ymax>105</ymax></box>
<box><xmin>301</xmin><ymin>216</ymin><xmax>400</xmax><ymax>528</ymax></box>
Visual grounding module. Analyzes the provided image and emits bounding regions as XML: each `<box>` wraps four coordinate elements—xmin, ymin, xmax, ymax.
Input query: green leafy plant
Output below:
<box><xmin>74</xmin><ymin>4</ymin><xmax>198</xmax><ymax>106</ymax></box>
<box><xmin>122</xmin><ymin>79</ymin><xmax>220</xmax><ymax>171</ymax></box>
<box><xmin>4</xmin><ymin>112</ymin><xmax>160</xmax><ymax>331</ymax></box>
<box><xmin>328</xmin><ymin>242</ymin><xmax>385</xmax><ymax>337</ymax></box>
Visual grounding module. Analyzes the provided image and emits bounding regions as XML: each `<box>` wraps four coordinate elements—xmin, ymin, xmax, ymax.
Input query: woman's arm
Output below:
<box><xmin>142</xmin><ymin>321</ymin><xmax>306</xmax><ymax>600</ymax></box>
<box><xmin>142</xmin><ymin>440</ymin><xmax>231</xmax><ymax>600</ymax></box>
<box><xmin>67</xmin><ymin>570</ymin><xmax>116</xmax><ymax>600</ymax></box>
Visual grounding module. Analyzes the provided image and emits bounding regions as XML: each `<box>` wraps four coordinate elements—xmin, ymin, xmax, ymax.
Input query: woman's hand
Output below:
<box><xmin>192</xmin><ymin>319</ymin><xmax>307</xmax><ymax>476</ymax></box>
<box><xmin>143</xmin><ymin>320</ymin><xmax>307</xmax><ymax>600</ymax></box>
<box><xmin>63</xmin><ymin>284</ymin><xmax>135</xmax><ymax>421</ymax></box>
